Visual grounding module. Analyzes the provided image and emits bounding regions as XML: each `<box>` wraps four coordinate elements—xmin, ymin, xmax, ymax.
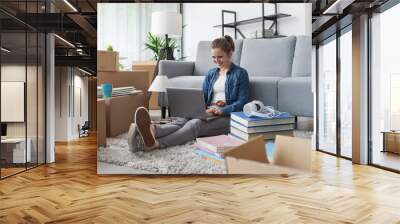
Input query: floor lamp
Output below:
<box><xmin>150</xmin><ymin>11</ymin><xmax>182</xmax><ymax>118</ymax></box>
<box><xmin>151</xmin><ymin>11</ymin><xmax>182</xmax><ymax>61</ymax></box>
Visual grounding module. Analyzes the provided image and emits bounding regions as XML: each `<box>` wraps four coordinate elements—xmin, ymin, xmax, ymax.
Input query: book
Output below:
<box><xmin>195</xmin><ymin>144</ymin><xmax>224</xmax><ymax>158</ymax></box>
<box><xmin>230</xmin><ymin>120</ymin><xmax>294</xmax><ymax>134</ymax></box>
<box><xmin>97</xmin><ymin>89</ymin><xmax>142</xmax><ymax>98</ymax></box>
<box><xmin>230</xmin><ymin>127</ymin><xmax>293</xmax><ymax>141</ymax></box>
<box><xmin>196</xmin><ymin>135</ymin><xmax>243</xmax><ymax>153</ymax></box>
<box><xmin>195</xmin><ymin>149</ymin><xmax>224</xmax><ymax>161</ymax></box>
<box><xmin>196</xmin><ymin>152</ymin><xmax>224</xmax><ymax>165</ymax></box>
<box><xmin>231</xmin><ymin>112</ymin><xmax>295</xmax><ymax>127</ymax></box>
<box><xmin>227</xmin><ymin>134</ymin><xmax>247</xmax><ymax>143</ymax></box>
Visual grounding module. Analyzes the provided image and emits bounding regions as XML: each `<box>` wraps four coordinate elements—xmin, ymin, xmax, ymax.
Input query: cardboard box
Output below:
<box><xmin>105</xmin><ymin>93</ymin><xmax>145</xmax><ymax>137</ymax></box>
<box><xmin>98</xmin><ymin>71</ymin><xmax>149</xmax><ymax>107</ymax></box>
<box><xmin>384</xmin><ymin>132</ymin><xmax>400</xmax><ymax>154</ymax></box>
<box><xmin>224</xmin><ymin>135</ymin><xmax>311</xmax><ymax>175</ymax></box>
<box><xmin>97</xmin><ymin>51</ymin><xmax>119</xmax><ymax>72</ymax></box>
<box><xmin>132</xmin><ymin>61</ymin><xmax>158</xmax><ymax>109</ymax></box>
<box><xmin>97</xmin><ymin>99</ymin><xmax>107</xmax><ymax>147</ymax></box>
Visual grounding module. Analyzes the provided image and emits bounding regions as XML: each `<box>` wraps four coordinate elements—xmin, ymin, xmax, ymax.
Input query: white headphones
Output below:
<box><xmin>243</xmin><ymin>100</ymin><xmax>281</xmax><ymax>118</ymax></box>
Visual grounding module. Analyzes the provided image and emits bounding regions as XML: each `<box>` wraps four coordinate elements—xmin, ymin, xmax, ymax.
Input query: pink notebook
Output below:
<box><xmin>196</xmin><ymin>135</ymin><xmax>243</xmax><ymax>153</ymax></box>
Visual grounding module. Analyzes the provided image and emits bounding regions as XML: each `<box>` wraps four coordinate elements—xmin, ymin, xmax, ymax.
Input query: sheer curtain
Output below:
<box><xmin>97</xmin><ymin>3</ymin><xmax>179</xmax><ymax>70</ymax></box>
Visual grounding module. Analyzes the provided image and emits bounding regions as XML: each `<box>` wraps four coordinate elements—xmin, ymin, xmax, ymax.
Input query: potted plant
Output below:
<box><xmin>106</xmin><ymin>44</ymin><xmax>114</xmax><ymax>52</ymax></box>
<box><xmin>145</xmin><ymin>32</ymin><xmax>178</xmax><ymax>60</ymax></box>
<box><xmin>145</xmin><ymin>32</ymin><xmax>163</xmax><ymax>60</ymax></box>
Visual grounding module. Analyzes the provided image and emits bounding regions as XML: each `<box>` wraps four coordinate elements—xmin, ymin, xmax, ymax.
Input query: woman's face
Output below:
<box><xmin>211</xmin><ymin>48</ymin><xmax>232</xmax><ymax>68</ymax></box>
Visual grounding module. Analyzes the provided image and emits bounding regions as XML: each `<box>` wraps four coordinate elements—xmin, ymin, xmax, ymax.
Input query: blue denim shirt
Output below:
<box><xmin>202</xmin><ymin>63</ymin><xmax>250</xmax><ymax>115</ymax></box>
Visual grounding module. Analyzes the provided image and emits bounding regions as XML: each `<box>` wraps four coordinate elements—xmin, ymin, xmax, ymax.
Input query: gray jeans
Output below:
<box><xmin>154</xmin><ymin>117</ymin><xmax>230</xmax><ymax>148</ymax></box>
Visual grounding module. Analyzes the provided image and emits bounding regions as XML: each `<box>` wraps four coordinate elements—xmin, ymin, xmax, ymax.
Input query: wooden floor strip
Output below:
<box><xmin>0</xmin><ymin>134</ymin><xmax>400</xmax><ymax>223</ymax></box>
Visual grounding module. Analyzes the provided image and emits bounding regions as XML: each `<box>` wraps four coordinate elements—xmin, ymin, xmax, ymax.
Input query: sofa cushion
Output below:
<box><xmin>158</xmin><ymin>76</ymin><xmax>205</xmax><ymax>107</ymax></box>
<box><xmin>193</xmin><ymin>41</ymin><xmax>214</xmax><ymax>76</ymax></box>
<box><xmin>248</xmin><ymin>76</ymin><xmax>282</xmax><ymax>109</ymax></box>
<box><xmin>158</xmin><ymin>60</ymin><xmax>195</xmax><ymax>78</ymax></box>
<box><xmin>292</xmin><ymin>36</ymin><xmax>312</xmax><ymax>77</ymax></box>
<box><xmin>232</xmin><ymin>39</ymin><xmax>243</xmax><ymax>65</ymax></box>
<box><xmin>168</xmin><ymin>76</ymin><xmax>205</xmax><ymax>88</ymax></box>
<box><xmin>278</xmin><ymin>77</ymin><xmax>313</xmax><ymax>117</ymax></box>
<box><xmin>240</xmin><ymin>37</ymin><xmax>296</xmax><ymax>77</ymax></box>
<box><xmin>193</xmin><ymin>40</ymin><xmax>243</xmax><ymax>76</ymax></box>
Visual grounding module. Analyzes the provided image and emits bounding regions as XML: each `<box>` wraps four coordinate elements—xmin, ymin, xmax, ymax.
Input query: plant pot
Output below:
<box><xmin>159</xmin><ymin>47</ymin><xmax>175</xmax><ymax>60</ymax></box>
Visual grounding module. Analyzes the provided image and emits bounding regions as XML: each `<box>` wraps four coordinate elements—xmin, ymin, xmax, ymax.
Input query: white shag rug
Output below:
<box><xmin>97</xmin><ymin>130</ymin><xmax>312</xmax><ymax>175</ymax></box>
<box><xmin>98</xmin><ymin>133</ymin><xmax>226</xmax><ymax>174</ymax></box>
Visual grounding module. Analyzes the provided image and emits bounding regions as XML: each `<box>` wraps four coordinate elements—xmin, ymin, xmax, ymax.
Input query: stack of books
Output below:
<box><xmin>195</xmin><ymin>135</ymin><xmax>243</xmax><ymax>163</ymax></box>
<box><xmin>230</xmin><ymin>112</ymin><xmax>295</xmax><ymax>141</ymax></box>
<box><xmin>97</xmin><ymin>86</ymin><xmax>141</xmax><ymax>98</ymax></box>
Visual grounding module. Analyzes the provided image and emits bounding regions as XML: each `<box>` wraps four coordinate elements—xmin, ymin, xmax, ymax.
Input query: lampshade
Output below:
<box><xmin>148</xmin><ymin>75</ymin><xmax>169</xmax><ymax>92</ymax></box>
<box><xmin>151</xmin><ymin>11</ymin><xmax>182</xmax><ymax>37</ymax></box>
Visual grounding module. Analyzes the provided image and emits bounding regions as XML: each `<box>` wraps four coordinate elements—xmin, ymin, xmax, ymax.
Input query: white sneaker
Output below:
<box><xmin>135</xmin><ymin>107</ymin><xmax>156</xmax><ymax>148</ymax></box>
<box><xmin>127</xmin><ymin>123</ymin><xmax>144</xmax><ymax>152</ymax></box>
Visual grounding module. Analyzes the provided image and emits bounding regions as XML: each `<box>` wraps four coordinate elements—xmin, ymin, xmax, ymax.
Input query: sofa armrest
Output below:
<box><xmin>158</xmin><ymin>60</ymin><xmax>195</xmax><ymax>78</ymax></box>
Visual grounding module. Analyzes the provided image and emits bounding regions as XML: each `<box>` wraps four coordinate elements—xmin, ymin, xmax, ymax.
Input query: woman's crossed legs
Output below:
<box><xmin>128</xmin><ymin>107</ymin><xmax>230</xmax><ymax>151</ymax></box>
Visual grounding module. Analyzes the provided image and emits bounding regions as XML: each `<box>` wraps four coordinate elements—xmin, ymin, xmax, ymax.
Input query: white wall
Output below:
<box><xmin>55</xmin><ymin>67</ymin><xmax>89</xmax><ymax>141</ymax></box>
<box><xmin>1</xmin><ymin>65</ymin><xmax>40</xmax><ymax>136</ymax></box>
<box><xmin>183</xmin><ymin>3</ymin><xmax>311</xmax><ymax>61</ymax></box>
<box><xmin>76</xmin><ymin>75</ymin><xmax>89</xmax><ymax>124</ymax></box>
<box><xmin>55</xmin><ymin>67</ymin><xmax>69</xmax><ymax>141</ymax></box>
<box><xmin>277</xmin><ymin>4</ymin><xmax>311</xmax><ymax>37</ymax></box>
<box><xmin>312</xmin><ymin>46</ymin><xmax>316</xmax><ymax>150</ymax></box>
<box><xmin>2</xmin><ymin>63</ymin><xmax>47</xmax><ymax>164</ymax></box>
<box><xmin>71</xmin><ymin>74</ymin><xmax>89</xmax><ymax>138</ymax></box>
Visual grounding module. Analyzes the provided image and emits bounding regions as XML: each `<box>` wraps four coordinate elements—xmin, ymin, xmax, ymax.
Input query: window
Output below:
<box><xmin>317</xmin><ymin>36</ymin><xmax>337</xmax><ymax>155</ymax></box>
<box><xmin>370</xmin><ymin>3</ymin><xmax>400</xmax><ymax>171</ymax></box>
<box><xmin>0</xmin><ymin>1</ymin><xmax>46</xmax><ymax>179</ymax></box>
<box><xmin>339</xmin><ymin>28</ymin><xmax>352</xmax><ymax>158</ymax></box>
<box><xmin>97</xmin><ymin>3</ymin><xmax>181</xmax><ymax>70</ymax></box>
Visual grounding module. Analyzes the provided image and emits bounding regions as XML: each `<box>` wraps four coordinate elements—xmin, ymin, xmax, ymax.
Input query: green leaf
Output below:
<box><xmin>144</xmin><ymin>32</ymin><xmax>182</xmax><ymax>60</ymax></box>
<box><xmin>106</xmin><ymin>44</ymin><xmax>114</xmax><ymax>52</ymax></box>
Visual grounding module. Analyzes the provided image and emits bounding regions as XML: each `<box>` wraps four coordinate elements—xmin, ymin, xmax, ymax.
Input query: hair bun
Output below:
<box><xmin>211</xmin><ymin>35</ymin><xmax>235</xmax><ymax>55</ymax></box>
<box><xmin>223</xmin><ymin>35</ymin><xmax>235</xmax><ymax>52</ymax></box>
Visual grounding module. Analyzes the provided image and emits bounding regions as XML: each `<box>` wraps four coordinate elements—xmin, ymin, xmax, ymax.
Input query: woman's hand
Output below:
<box><xmin>215</xmin><ymin>100</ymin><xmax>225</xmax><ymax>107</ymax></box>
<box><xmin>206</xmin><ymin>108</ymin><xmax>216</xmax><ymax>115</ymax></box>
<box><xmin>206</xmin><ymin>108</ymin><xmax>223</xmax><ymax>116</ymax></box>
<box><xmin>213</xmin><ymin>109</ymin><xmax>223</xmax><ymax>116</ymax></box>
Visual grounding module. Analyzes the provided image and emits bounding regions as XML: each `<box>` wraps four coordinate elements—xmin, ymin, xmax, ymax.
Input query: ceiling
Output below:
<box><xmin>311</xmin><ymin>0</ymin><xmax>390</xmax><ymax>43</ymax></box>
<box><xmin>1</xmin><ymin>0</ymin><xmax>99</xmax><ymax>74</ymax></box>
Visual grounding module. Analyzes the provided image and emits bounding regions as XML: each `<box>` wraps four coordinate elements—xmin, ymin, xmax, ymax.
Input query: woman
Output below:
<box><xmin>128</xmin><ymin>35</ymin><xmax>250</xmax><ymax>151</ymax></box>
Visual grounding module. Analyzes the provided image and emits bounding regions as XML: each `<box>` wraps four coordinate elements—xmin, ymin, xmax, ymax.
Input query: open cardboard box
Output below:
<box><xmin>224</xmin><ymin>135</ymin><xmax>312</xmax><ymax>175</ymax></box>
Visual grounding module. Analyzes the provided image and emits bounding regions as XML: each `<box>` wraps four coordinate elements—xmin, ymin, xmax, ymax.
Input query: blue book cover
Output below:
<box><xmin>231</xmin><ymin>112</ymin><xmax>295</xmax><ymax>127</ymax></box>
<box><xmin>265</xmin><ymin>140</ymin><xmax>275</xmax><ymax>159</ymax></box>
<box><xmin>231</xmin><ymin>112</ymin><xmax>294</xmax><ymax>121</ymax></box>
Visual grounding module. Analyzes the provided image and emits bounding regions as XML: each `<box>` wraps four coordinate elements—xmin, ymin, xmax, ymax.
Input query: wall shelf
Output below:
<box><xmin>214</xmin><ymin>3</ymin><xmax>291</xmax><ymax>39</ymax></box>
<box><xmin>213</xmin><ymin>13</ymin><xmax>291</xmax><ymax>28</ymax></box>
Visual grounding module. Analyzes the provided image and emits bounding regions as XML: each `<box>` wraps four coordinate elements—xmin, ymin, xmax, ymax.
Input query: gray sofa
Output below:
<box><xmin>158</xmin><ymin>36</ymin><xmax>313</xmax><ymax>117</ymax></box>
